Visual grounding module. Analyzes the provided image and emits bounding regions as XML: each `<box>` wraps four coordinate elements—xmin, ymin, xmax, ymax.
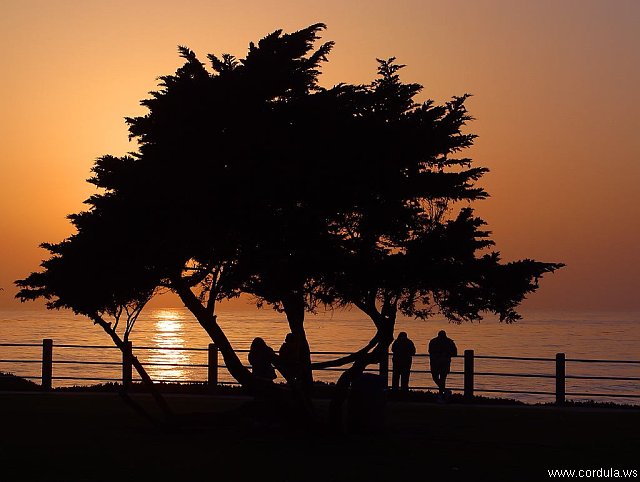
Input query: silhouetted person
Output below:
<box><xmin>248</xmin><ymin>337</ymin><xmax>277</xmax><ymax>381</ymax></box>
<box><xmin>391</xmin><ymin>332</ymin><xmax>416</xmax><ymax>391</ymax></box>
<box><xmin>428</xmin><ymin>330</ymin><xmax>457</xmax><ymax>399</ymax></box>
<box><xmin>279</xmin><ymin>332</ymin><xmax>301</xmax><ymax>384</ymax></box>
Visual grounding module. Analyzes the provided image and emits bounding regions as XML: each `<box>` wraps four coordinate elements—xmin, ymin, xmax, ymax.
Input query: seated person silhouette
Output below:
<box><xmin>278</xmin><ymin>333</ymin><xmax>301</xmax><ymax>384</ymax></box>
<box><xmin>428</xmin><ymin>330</ymin><xmax>457</xmax><ymax>400</ymax></box>
<box><xmin>391</xmin><ymin>332</ymin><xmax>416</xmax><ymax>391</ymax></box>
<box><xmin>248</xmin><ymin>337</ymin><xmax>277</xmax><ymax>382</ymax></box>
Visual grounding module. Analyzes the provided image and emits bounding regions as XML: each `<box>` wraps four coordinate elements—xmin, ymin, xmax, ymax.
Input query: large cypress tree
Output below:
<box><xmin>17</xmin><ymin>25</ymin><xmax>562</xmax><ymax>410</ymax></box>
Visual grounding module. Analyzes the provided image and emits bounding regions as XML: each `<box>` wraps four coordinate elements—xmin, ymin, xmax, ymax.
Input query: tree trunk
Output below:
<box><xmin>311</xmin><ymin>333</ymin><xmax>379</xmax><ymax>370</ymax></box>
<box><xmin>281</xmin><ymin>294</ymin><xmax>313</xmax><ymax>392</ymax></box>
<box><xmin>174</xmin><ymin>283</ymin><xmax>254</xmax><ymax>389</ymax></box>
<box><xmin>328</xmin><ymin>345</ymin><xmax>382</xmax><ymax>431</ymax></box>
<box><xmin>279</xmin><ymin>293</ymin><xmax>317</xmax><ymax>420</ymax></box>
<box><xmin>328</xmin><ymin>315</ymin><xmax>395</xmax><ymax>432</ymax></box>
<box><xmin>90</xmin><ymin>314</ymin><xmax>173</xmax><ymax>420</ymax></box>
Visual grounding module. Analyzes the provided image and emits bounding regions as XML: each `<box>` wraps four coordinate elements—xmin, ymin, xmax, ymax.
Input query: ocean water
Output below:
<box><xmin>1</xmin><ymin>308</ymin><xmax>638</xmax><ymax>405</ymax></box>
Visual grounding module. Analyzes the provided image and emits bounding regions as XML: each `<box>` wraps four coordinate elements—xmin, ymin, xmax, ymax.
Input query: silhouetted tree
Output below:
<box><xmin>15</xmin><ymin>199</ymin><xmax>172</xmax><ymax>418</ymax></box>
<box><xmin>16</xmin><ymin>24</ymin><xmax>338</xmax><ymax>397</ymax></box>
<box><xmin>124</xmin><ymin>24</ymin><xmax>339</xmax><ymax>393</ymax></box>
<box><xmin>16</xmin><ymin>25</ymin><xmax>562</xmax><ymax>421</ymax></box>
<box><xmin>272</xmin><ymin>58</ymin><xmax>562</xmax><ymax>427</ymax></box>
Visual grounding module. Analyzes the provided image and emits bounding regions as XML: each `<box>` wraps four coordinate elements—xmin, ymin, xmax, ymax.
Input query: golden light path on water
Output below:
<box><xmin>146</xmin><ymin>309</ymin><xmax>189</xmax><ymax>381</ymax></box>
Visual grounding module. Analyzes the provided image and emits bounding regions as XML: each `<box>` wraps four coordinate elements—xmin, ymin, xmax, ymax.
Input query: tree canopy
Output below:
<box><xmin>16</xmin><ymin>24</ymin><xmax>563</xmax><ymax>396</ymax></box>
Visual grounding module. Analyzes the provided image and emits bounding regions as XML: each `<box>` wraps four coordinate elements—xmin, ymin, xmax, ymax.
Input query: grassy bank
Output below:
<box><xmin>1</xmin><ymin>392</ymin><xmax>638</xmax><ymax>481</ymax></box>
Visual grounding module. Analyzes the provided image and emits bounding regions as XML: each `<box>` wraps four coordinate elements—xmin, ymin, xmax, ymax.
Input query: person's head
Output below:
<box><xmin>250</xmin><ymin>337</ymin><xmax>266</xmax><ymax>351</ymax></box>
<box><xmin>438</xmin><ymin>330</ymin><xmax>447</xmax><ymax>338</ymax></box>
<box><xmin>397</xmin><ymin>332</ymin><xmax>407</xmax><ymax>339</ymax></box>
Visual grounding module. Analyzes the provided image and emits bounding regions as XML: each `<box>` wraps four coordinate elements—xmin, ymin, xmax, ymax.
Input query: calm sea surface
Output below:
<box><xmin>1</xmin><ymin>308</ymin><xmax>638</xmax><ymax>405</ymax></box>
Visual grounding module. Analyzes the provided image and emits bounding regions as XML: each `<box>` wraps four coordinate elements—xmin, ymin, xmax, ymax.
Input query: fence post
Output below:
<box><xmin>122</xmin><ymin>341</ymin><xmax>132</xmax><ymax>390</ymax></box>
<box><xmin>464</xmin><ymin>349</ymin><xmax>474</xmax><ymax>400</ymax></box>
<box><xmin>378</xmin><ymin>349</ymin><xmax>389</xmax><ymax>388</ymax></box>
<box><xmin>42</xmin><ymin>339</ymin><xmax>53</xmax><ymax>391</ymax></box>
<box><xmin>556</xmin><ymin>352</ymin><xmax>566</xmax><ymax>405</ymax></box>
<box><xmin>208</xmin><ymin>343</ymin><xmax>218</xmax><ymax>392</ymax></box>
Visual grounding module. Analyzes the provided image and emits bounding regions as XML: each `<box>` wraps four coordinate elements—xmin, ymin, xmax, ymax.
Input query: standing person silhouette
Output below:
<box><xmin>428</xmin><ymin>330</ymin><xmax>457</xmax><ymax>400</ymax></box>
<box><xmin>391</xmin><ymin>332</ymin><xmax>416</xmax><ymax>391</ymax></box>
<box><xmin>248</xmin><ymin>337</ymin><xmax>277</xmax><ymax>382</ymax></box>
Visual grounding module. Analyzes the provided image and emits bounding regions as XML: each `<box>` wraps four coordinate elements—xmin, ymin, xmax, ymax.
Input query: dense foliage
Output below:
<box><xmin>16</xmin><ymin>24</ymin><xmax>562</xmax><ymax>393</ymax></box>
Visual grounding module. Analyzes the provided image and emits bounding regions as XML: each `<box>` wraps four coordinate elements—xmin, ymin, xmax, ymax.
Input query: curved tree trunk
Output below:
<box><xmin>279</xmin><ymin>293</ymin><xmax>317</xmax><ymax>419</ymax></box>
<box><xmin>90</xmin><ymin>314</ymin><xmax>173</xmax><ymax>419</ymax></box>
<box><xmin>173</xmin><ymin>283</ymin><xmax>255</xmax><ymax>389</ymax></box>
<box><xmin>328</xmin><ymin>318</ymin><xmax>395</xmax><ymax>432</ymax></box>
<box><xmin>328</xmin><ymin>344</ymin><xmax>386</xmax><ymax>431</ymax></box>
<box><xmin>311</xmin><ymin>333</ymin><xmax>380</xmax><ymax>370</ymax></box>
<box><xmin>281</xmin><ymin>294</ymin><xmax>313</xmax><ymax>391</ymax></box>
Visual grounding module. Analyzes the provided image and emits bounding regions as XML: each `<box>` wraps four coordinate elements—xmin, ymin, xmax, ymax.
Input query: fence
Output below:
<box><xmin>1</xmin><ymin>340</ymin><xmax>639</xmax><ymax>404</ymax></box>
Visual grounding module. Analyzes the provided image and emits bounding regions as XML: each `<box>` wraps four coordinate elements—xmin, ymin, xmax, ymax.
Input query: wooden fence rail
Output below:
<box><xmin>1</xmin><ymin>339</ymin><xmax>639</xmax><ymax>404</ymax></box>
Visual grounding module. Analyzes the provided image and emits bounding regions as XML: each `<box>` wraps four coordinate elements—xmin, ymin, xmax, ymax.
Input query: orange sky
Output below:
<box><xmin>1</xmin><ymin>0</ymin><xmax>638</xmax><ymax>312</ymax></box>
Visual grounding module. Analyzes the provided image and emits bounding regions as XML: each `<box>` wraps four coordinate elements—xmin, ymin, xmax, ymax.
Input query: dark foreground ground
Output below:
<box><xmin>0</xmin><ymin>392</ymin><xmax>638</xmax><ymax>482</ymax></box>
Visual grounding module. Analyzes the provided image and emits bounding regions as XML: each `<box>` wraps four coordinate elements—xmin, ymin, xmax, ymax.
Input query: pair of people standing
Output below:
<box><xmin>392</xmin><ymin>330</ymin><xmax>457</xmax><ymax>397</ymax></box>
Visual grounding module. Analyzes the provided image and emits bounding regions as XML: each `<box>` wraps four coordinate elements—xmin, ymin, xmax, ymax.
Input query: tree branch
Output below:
<box><xmin>311</xmin><ymin>333</ymin><xmax>380</xmax><ymax>369</ymax></box>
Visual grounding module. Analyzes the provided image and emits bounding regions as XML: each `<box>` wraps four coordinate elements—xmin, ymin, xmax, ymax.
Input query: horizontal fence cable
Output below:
<box><xmin>3</xmin><ymin>341</ymin><xmax>639</xmax><ymax>400</ymax></box>
<box><xmin>144</xmin><ymin>378</ymin><xmax>208</xmax><ymax>384</ymax></box>
<box><xmin>55</xmin><ymin>344</ymin><xmax>119</xmax><ymax>349</ymax></box>
<box><xmin>411</xmin><ymin>354</ymin><xmax>463</xmax><ymax>359</ymax></box>
<box><xmin>474</xmin><ymin>355</ymin><xmax>555</xmax><ymax>362</ymax></box>
<box><xmin>410</xmin><ymin>370</ymin><xmax>464</xmax><ymax>374</ymax></box>
<box><xmin>0</xmin><ymin>359</ymin><xmax>41</xmax><ymax>364</ymax></box>
<box><xmin>474</xmin><ymin>372</ymin><xmax>556</xmax><ymax>379</ymax></box>
<box><xmin>310</xmin><ymin>351</ymin><xmax>363</xmax><ymax>356</ymax></box>
<box><xmin>0</xmin><ymin>343</ymin><xmax>41</xmax><ymax>347</ymax></box>
<box><xmin>407</xmin><ymin>386</ymin><xmax>463</xmax><ymax>391</ymax></box>
<box><xmin>473</xmin><ymin>388</ymin><xmax>557</xmax><ymax>396</ymax></box>
<box><xmin>52</xmin><ymin>376</ymin><xmax>122</xmax><ymax>382</ymax></box>
<box><xmin>53</xmin><ymin>360</ymin><xmax>122</xmax><ymax>366</ymax></box>
<box><xmin>565</xmin><ymin>375</ymin><xmax>640</xmax><ymax>381</ymax></box>
<box><xmin>133</xmin><ymin>346</ymin><xmax>208</xmax><ymax>352</ymax></box>
<box><xmin>565</xmin><ymin>392</ymin><xmax>640</xmax><ymax>398</ymax></box>
<box><xmin>566</xmin><ymin>358</ymin><xmax>640</xmax><ymax>364</ymax></box>
<box><xmin>140</xmin><ymin>362</ymin><xmax>208</xmax><ymax>368</ymax></box>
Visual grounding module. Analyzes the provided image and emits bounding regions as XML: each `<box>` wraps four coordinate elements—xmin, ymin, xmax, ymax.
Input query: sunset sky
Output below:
<box><xmin>1</xmin><ymin>0</ymin><xmax>638</xmax><ymax>312</ymax></box>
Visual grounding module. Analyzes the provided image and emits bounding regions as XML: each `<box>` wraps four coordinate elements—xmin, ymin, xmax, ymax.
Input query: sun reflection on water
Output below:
<box><xmin>148</xmin><ymin>310</ymin><xmax>189</xmax><ymax>381</ymax></box>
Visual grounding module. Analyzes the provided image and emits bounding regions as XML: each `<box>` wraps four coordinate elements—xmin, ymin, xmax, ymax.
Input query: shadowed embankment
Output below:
<box><xmin>0</xmin><ymin>392</ymin><xmax>638</xmax><ymax>482</ymax></box>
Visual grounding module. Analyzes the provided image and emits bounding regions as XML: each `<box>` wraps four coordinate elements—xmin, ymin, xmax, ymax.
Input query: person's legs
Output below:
<box><xmin>436</xmin><ymin>372</ymin><xmax>445</xmax><ymax>393</ymax></box>
<box><xmin>392</xmin><ymin>364</ymin><xmax>400</xmax><ymax>391</ymax></box>
<box><xmin>400</xmin><ymin>361</ymin><xmax>411</xmax><ymax>391</ymax></box>
<box><xmin>430</xmin><ymin>362</ymin><xmax>440</xmax><ymax>387</ymax></box>
<box><xmin>432</xmin><ymin>371</ymin><xmax>445</xmax><ymax>402</ymax></box>
<box><xmin>440</xmin><ymin>362</ymin><xmax>451</xmax><ymax>391</ymax></box>
<box><xmin>431</xmin><ymin>360</ymin><xmax>446</xmax><ymax>393</ymax></box>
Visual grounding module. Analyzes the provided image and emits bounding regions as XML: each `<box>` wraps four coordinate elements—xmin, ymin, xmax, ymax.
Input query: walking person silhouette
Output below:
<box><xmin>391</xmin><ymin>332</ymin><xmax>416</xmax><ymax>391</ymax></box>
<box><xmin>428</xmin><ymin>330</ymin><xmax>457</xmax><ymax>401</ymax></box>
